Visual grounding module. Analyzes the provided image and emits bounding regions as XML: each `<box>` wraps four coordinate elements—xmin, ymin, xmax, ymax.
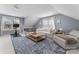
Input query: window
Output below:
<box><xmin>42</xmin><ymin>19</ymin><xmax>48</xmax><ymax>27</ymax></box>
<box><xmin>42</xmin><ymin>17</ymin><xmax>55</xmax><ymax>30</ymax></box>
<box><xmin>1</xmin><ymin>16</ymin><xmax>13</xmax><ymax>30</ymax></box>
<box><xmin>48</xmin><ymin>17</ymin><xmax>55</xmax><ymax>29</ymax></box>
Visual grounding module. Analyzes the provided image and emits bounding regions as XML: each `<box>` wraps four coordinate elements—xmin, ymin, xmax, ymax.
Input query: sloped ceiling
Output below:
<box><xmin>52</xmin><ymin>4</ymin><xmax>79</xmax><ymax>20</ymax></box>
<box><xmin>17</xmin><ymin>4</ymin><xmax>58</xmax><ymax>17</ymax></box>
<box><xmin>0</xmin><ymin>4</ymin><xmax>58</xmax><ymax>17</ymax></box>
<box><xmin>0</xmin><ymin>4</ymin><xmax>58</xmax><ymax>27</ymax></box>
<box><xmin>0</xmin><ymin>4</ymin><xmax>79</xmax><ymax>27</ymax></box>
<box><xmin>0</xmin><ymin>4</ymin><xmax>79</xmax><ymax>20</ymax></box>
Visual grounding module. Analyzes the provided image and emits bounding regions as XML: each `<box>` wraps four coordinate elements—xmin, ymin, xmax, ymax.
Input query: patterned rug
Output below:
<box><xmin>11</xmin><ymin>35</ymin><xmax>66</xmax><ymax>54</ymax></box>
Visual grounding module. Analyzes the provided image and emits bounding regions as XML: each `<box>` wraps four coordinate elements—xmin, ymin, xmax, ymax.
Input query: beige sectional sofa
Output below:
<box><xmin>35</xmin><ymin>28</ymin><xmax>79</xmax><ymax>53</ymax></box>
<box><xmin>36</xmin><ymin>27</ymin><xmax>51</xmax><ymax>34</ymax></box>
<box><xmin>36</xmin><ymin>27</ymin><xmax>54</xmax><ymax>38</ymax></box>
<box><xmin>53</xmin><ymin>30</ymin><xmax>79</xmax><ymax>53</ymax></box>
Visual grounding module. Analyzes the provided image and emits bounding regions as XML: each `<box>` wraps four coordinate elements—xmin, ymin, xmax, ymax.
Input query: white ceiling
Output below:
<box><xmin>0</xmin><ymin>4</ymin><xmax>79</xmax><ymax>27</ymax></box>
<box><xmin>17</xmin><ymin>4</ymin><xmax>58</xmax><ymax>17</ymax></box>
<box><xmin>0</xmin><ymin>4</ymin><xmax>79</xmax><ymax>20</ymax></box>
<box><xmin>52</xmin><ymin>4</ymin><xmax>79</xmax><ymax>20</ymax></box>
<box><xmin>0</xmin><ymin>4</ymin><xmax>58</xmax><ymax>17</ymax></box>
<box><xmin>0</xmin><ymin>4</ymin><xmax>59</xmax><ymax>27</ymax></box>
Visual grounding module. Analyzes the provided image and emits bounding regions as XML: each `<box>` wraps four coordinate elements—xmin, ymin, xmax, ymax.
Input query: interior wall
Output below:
<box><xmin>34</xmin><ymin>19</ymin><xmax>42</xmax><ymax>28</ymax></box>
<box><xmin>20</xmin><ymin>18</ymin><xmax>25</xmax><ymax>32</ymax></box>
<box><xmin>24</xmin><ymin>16</ymin><xmax>39</xmax><ymax>28</ymax></box>
<box><xmin>55</xmin><ymin>14</ymin><xmax>79</xmax><ymax>33</ymax></box>
<box><xmin>35</xmin><ymin>14</ymin><xmax>79</xmax><ymax>33</ymax></box>
<box><xmin>0</xmin><ymin>15</ymin><xmax>2</xmax><ymax>35</ymax></box>
<box><xmin>34</xmin><ymin>16</ymin><xmax>56</xmax><ymax>29</ymax></box>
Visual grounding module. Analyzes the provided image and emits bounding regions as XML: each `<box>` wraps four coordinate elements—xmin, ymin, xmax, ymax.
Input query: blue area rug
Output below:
<box><xmin>11</xmin><ymin>36</ymin><xmax>66</xmax><ymax>54</ymax></box>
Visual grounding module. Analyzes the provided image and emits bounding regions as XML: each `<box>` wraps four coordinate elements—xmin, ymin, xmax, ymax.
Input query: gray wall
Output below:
<box><xmin>34</xmin><ymin>19</ymin><xmax>42</xmax><ymax>28</ymax></box>
<box><xmin>35</xmin><ymin>14</ymin><xmax>79</xmax><ymax>33</ymax></box>
<box><xmin>0</xmin><ymin>16</ymin><xmax>2</xmax><ymax>35</ymax></box>
<box><xmin>54</xmin><ymin>14</ymin><xmax>79</xmax><ymax>33</ymax></box>
<box><xmin>24</xmin><ymin>16</ymin><xmax>39</xmax><ymax>28</ymax></box>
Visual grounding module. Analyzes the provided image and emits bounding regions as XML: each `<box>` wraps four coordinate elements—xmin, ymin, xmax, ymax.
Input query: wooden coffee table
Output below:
<box><xmin>26</xmin><ymin>32</ymin><xmax>46</xmax><ymax>42</ymax></box>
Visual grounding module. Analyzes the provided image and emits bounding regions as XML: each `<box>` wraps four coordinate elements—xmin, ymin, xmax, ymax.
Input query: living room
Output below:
<box><xmin>0</xmin><ymin>4</ymin><xmax>79</xmax><ymax>54</ymax></box>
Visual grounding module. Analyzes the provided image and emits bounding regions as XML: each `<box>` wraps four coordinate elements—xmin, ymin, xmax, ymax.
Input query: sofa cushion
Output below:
<box><xmin>36</xmin><ymin>27</ymin><xmax>52</xmax><ymax>34</ymax></box>
<box><xmin>56</xmin><ymin>34</ymin><xmax>78</xmax><ymax>45</ymax></box>
<box><xmin>69</xmin><ymin>30</ymin><xmax>79</xmax><ymax>38</ymax></box>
